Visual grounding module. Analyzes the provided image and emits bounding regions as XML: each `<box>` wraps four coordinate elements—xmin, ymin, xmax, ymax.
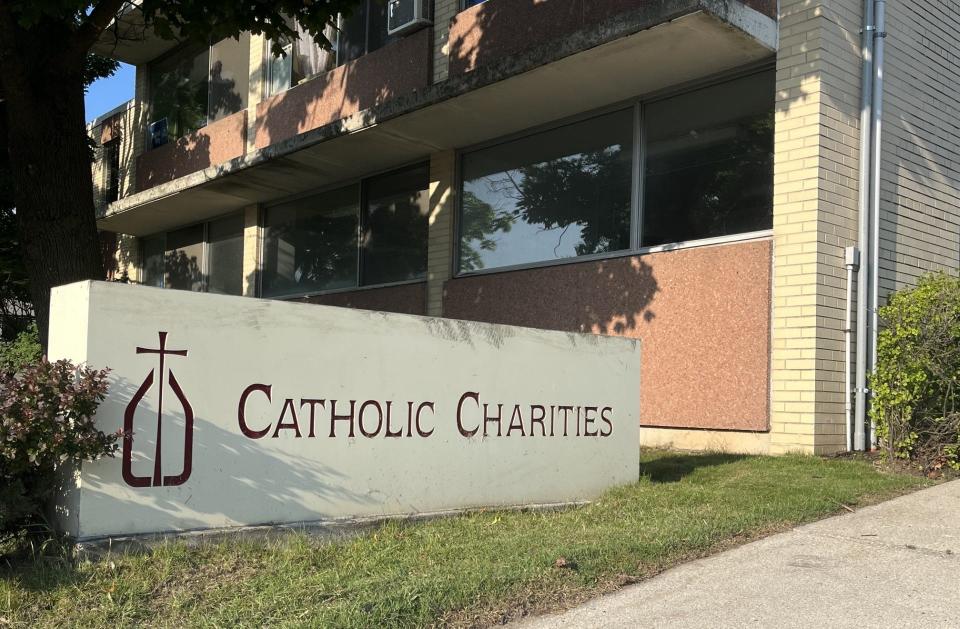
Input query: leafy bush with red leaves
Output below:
<box><xmin>0</xmin><ymin>359</ymin><xmax>118</xmax><ymax>539</ymax></box>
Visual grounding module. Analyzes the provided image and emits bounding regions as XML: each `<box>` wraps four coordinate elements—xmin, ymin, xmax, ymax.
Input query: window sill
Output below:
<box><xmin>453</xmin><ymin>229</ymin><xmax>773</xmax><ymax>279</ymax></box>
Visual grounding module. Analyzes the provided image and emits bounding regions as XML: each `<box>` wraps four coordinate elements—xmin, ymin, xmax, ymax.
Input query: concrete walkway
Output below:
<box><xmin>521</xmin><ymin>480</ymin><xmax>960</xmax><ymax>628</ymax></box>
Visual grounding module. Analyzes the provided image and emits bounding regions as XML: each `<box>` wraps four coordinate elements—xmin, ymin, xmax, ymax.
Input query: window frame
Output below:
<box><xmin>257</xmin><ymin>160</ymin><xmax>431</xmax><ymax>300</ymax></box>
<box><xmin>451</xmin><ymin>63</ymin><xmax>775</xmax><ymax>279</ymax></box>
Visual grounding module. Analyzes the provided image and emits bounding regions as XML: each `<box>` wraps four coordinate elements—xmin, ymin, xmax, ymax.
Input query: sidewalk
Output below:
<box><xmin>521</xmin><ymin>479</ymin><xmax>960</xmax><ymax>628</ymax></box>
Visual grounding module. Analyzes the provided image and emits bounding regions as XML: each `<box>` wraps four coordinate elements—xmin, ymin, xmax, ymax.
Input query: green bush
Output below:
<box><xmin>870</xmin><ymin>272</ymin><xmax>960</xmax><ymax>470</ymax></box>
<box><xmin>0</xmin><ymin>323</ymin><xmax>41</xmax><ymax>374</ymax></box>
<box><xmin>0</xmin><ymin>358</ymin><xmax>118</xmax><ymax>540</ymax></box>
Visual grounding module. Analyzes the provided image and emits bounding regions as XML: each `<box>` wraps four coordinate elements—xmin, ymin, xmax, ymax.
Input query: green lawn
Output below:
<box><xmin>0</xmin><ymin>451</ymin><xmax>925</xmax><ymax>628</ymax></box>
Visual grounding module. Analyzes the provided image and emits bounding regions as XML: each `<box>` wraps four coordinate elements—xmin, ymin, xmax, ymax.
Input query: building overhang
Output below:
<box><xmin>98</xmin><ymin>0</ymin><xmax>777</xmax><ymax>236</ymax></box>
<box><xmin>92</xmin><ymin>2</ymin><xmax>181</xmax><ymax>65</ymax></box>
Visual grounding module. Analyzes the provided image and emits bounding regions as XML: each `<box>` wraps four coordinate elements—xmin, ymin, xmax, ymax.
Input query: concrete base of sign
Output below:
<box><xmin>73</xmin><ymin>500</ymin><xmax>588</xmax><ymax>559</ymax></box>
<box><xmin>49</xmin><ymin>281</ymin><xmax>641</xmax><ymax>541</ymax></box>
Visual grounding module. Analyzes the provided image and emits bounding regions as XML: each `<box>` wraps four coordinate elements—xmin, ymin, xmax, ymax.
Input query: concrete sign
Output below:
<box><xmin>48</xmin><ymin>281</ymin><xmax>640</xmax><ymax>541</ymax></box>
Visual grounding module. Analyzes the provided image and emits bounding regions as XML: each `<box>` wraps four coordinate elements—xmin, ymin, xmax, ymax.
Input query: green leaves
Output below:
<box><xmin>0</xmin><ymin>357</ymin><xmax>116</xmax><ymax>538</ymax></box>
<box><xmin>871</xmin><ymin>272</ymin><xmax>960</xmax><ymax>471</ymax></box>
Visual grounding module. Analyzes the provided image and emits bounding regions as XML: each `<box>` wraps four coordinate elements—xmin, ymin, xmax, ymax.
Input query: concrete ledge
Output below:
<box><xmin>641</xmin><ymin>426</ymin><xmax>771</xmax><ymax>454</ymax></box>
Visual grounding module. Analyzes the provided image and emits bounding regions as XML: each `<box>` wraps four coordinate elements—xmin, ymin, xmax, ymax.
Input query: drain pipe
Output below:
<box><xmin>868</xmin><ymin>0</ymin><xmax>886</xmax><ymax>448</ymax></box>
<box><xmin>844</xmin><ymin>246</ymin><xmax>860</xmax><ymax>452</ymax></box>
<box><xmin>853</xmin><ymin>0</ymin><xmax>877</xmax><ymax>452</ymax></box>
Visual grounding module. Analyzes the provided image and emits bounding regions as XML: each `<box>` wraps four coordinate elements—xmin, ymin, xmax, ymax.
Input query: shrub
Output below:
<box><xmin>0</xmin><ymin>358</ymin><xmax>119</xmax><ymax>539</ymax></box>
<box><xmin>0</xmin><ymin>323</ymin><xmax>41</xmax><ymax>374</ymax></box>
<box><xmin>870</xmin><ymin>272</ymin><xmax>960</xmax><ymax>471</ymax></box>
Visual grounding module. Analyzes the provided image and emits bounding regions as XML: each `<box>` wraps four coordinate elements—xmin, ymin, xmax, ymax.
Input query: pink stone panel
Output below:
<box><xmin>254</xmin><ymin>28</ymin><xmax>432</xmax><ymax>150</ymax></box>
<box><xmin>136</xmin><ymin>110</ymin><xmax>247</xmax><ymax>191</ymax></box>
<box><xmin>99</xmin><ymin>111</ymin><xmax>124</xmax><ymax>144</ymax></box>
<box><xmin>293</xmin><ymin>282</ymin><xmax>427</xmax><ymax>316</ymax></box>
<box><xmin>447</xmin><ymin>0</ymin><xmax>776</xmax><ymax>77</ymax></box>
<box><xmin>442</xmin><ymin>240</ymin><xmax>772</xmax><ymax>431</ymax></box>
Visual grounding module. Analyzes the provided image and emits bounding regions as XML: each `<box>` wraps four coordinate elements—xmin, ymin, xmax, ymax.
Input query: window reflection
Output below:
<box><xmin>459</xmin><ymin>109</ymin><xmax>634</xmax><ymax>272</ymax></box>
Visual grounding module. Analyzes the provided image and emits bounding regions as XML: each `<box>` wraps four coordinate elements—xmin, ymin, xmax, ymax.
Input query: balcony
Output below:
<box><xmin>97</xmin><ymin>0</ymin><xmax>777</xmax><ymax>236</ymax></box>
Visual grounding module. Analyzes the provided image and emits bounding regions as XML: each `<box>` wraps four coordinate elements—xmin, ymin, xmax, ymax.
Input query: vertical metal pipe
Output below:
<box><xmin>868</xmin><ymin>0</ymin><xmax>886</xmax><ymax>448</ymax></box>
<box><xmin>844</xmin><ymin>247</ymin><xmax>860</xmax><ymax>451</ymax></box>
<box><xmin>854</xmin><ymin>0</ymin><xmax>876</xmax><ymax>451</ymax></box>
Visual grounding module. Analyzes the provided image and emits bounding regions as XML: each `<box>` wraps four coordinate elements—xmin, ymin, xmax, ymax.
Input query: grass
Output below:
<box><xmin>0</xmin><ymin>450</ymin><xmax>926</xmax><ymax>628</ymax></box>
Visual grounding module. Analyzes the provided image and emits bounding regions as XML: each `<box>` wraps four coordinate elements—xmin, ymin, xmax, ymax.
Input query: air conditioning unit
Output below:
<box><xmin>387</xmin><ymin>0</ymin><xmax>431</xmax><ymax>36</ymax></box>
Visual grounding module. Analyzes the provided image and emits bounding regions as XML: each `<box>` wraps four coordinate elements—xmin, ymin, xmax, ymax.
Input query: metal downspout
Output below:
<box><xmin>853</xmin><ymin>0</ymin><xmax>876</xmax><ymax>451</ymax></box>
<box><xmin>868</xmin><ymin>0</ymin><xmax>886</xmax><ymax>448</ymax></box>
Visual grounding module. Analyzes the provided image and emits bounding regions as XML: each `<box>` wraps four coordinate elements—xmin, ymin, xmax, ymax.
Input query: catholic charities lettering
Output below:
<box><xmin>123</xmin><ymin>331</ymin><xmax>620</xmax><ymax>489</ymax></box>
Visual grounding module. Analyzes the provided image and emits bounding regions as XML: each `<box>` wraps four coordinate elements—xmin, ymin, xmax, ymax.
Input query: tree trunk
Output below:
<box><xmin>0</xmin><ymin>24</ymin><xmax>105</xmax><ymax>349</ymax></box>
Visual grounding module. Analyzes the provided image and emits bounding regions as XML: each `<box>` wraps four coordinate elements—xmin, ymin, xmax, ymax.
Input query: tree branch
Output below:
<box><xmin>75</xmin><ymin>0</ymin><xmax>130</xmax><ymax>52</ymax></box>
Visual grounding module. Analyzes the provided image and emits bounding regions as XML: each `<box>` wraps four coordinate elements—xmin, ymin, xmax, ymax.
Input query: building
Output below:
<box><xmin>87</xmin><ymin>0</ymin><xmax>960</xmax><ymax>455</ymax></box>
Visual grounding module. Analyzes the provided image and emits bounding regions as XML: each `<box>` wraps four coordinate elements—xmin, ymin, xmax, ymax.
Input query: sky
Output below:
<box><xmin>85</xmin><ymin>62</ymin><xmax>136</xmax><ymax>123</ymax></box>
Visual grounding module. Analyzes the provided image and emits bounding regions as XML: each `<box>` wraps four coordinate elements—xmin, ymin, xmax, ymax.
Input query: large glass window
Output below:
<box><xmin>362</xmin><ymin>164</ymin><xmax>430</xmax><ymax>286</ymax></box>
<box><xmin>140</xmin><ymin>214</ymin><xmax>244</xmax><ymax>296</ymax></box>
<box><xmin>149</xmin><ymin>44</ymin><xmax>210</xmax><ymax>141</ymax></box>
<box><xmin>261</xmin><ymin>163</ymin><xmax>429</xmax><ymax>298</ymax></box>
<box><xmin>456</xmin><ymin>70</ymin><xmax>774</xmax><ymax>274</ymax></box>
<box><xmin>266</xmin><ymin>21</ymin><xmax>337</xmax><ymax>97</ymax></box>
<box><xmin>642</xmin><ymin>71</ymin><xmax>774</xmax><ymax>247</ymax></box>
<box><xmin>459</xmin><ymin>109</ymin><xmax>634</xmax><ymax>272</ymax></box>
<box><xmin>337</xmin><ymin>1</ymin><xmax>396</xmax><ymax>65</ymax></box>
<box><xmin>262</xmin><ymin>186</ymin><xmax>360</xmax><ymax>298</ymax></box>
<box><xmin>207</xmin><ymin>214</ymin><xmax>246</xmax><ymax>295</ymax></box>
<box><xmin>149</xmin><ymin>36</ymin><xmax>250</xmax><ymax>142</ymax></box>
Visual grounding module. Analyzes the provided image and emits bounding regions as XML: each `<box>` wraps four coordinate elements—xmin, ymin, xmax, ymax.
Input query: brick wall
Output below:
<box><xmin>432</xmin><ymin>0</ymin><xmax>459</xmax><ymax>83</ymax></box>
<box><xmin>876</xmin><ymin>1</ymin><xmax>960</xmax><ymax>294</ymax></box>
<box><xmin>771</xmin><ymin>0</ymin><xmax>863</xmax><ymax>454</ymax></box>
<box><xmin>426</xmin><ymin>150</ymin><xmax>455</xmax><ymax>315</ymax></box>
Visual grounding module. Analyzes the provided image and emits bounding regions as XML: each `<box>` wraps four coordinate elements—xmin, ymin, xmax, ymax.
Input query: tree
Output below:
<box><xmin>0</xmin><ymin>1</ymin><xmax>363</xmax><ymax>348</ymax></box>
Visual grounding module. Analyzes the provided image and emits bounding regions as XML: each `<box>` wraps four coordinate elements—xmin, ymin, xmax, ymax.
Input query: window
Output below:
<box><xmin>362</xmin><ymin>164</ymin><xmax>429</xmax><ymax>285</ymax></box>
<box><xmin>459</xmin><ymin>110</ymin><xmax>634</xmax><ymax>272</ymax></box>
<box><xmin>140</xmin><ymin>213</ymin><xmax>244</xmax><ymax>295</ymax></box>
<box><xmin>261</xmin><ymin>163</ymin><xmax>429</xmax><ymax>298</ymax></box>
<box><xmin>262</xmin><ymin>185</ymin><xmax>360</xmax><ymax>298</ymax></box>
<box><xmin>462</xmin><ymin>0</ymin><xmax>487</xmax><ymax>8</ymax></box>
<box><xmin>266</xmin><ymin>22</ymin><xmax>337</xmax><ymax>97</ymax></box>
<box><xmin>149</xmin><ymin>44</ymin><xmax>210</xmax><ymax>140</ymax></box>
<box><xmin>102</xmin><ymin>140</ymin><xmax>121</xmax><ymax>204</ymax></box>
<box><xmin>149</xmin><ymin>36</ymin><xmax>250</xmax><ymax>142</ymax></box>
<box><xmin>456</xmin><ymin>70</ymin><xmax>774</xmax><ymax>274</ymax></box>
<box><xmin>337</xmin><ymin>1</ymin><xmax>396</xmax><ymax>65</ymax></box>
<box><xmin>642</xmin><ymin>72</ymin><xmax>774</xmax><ymax>247</ymax></box>
<box><xmin>266</xmin><ymin>2</ymin><xmax>400</xmax><ymax>97</ymax></box>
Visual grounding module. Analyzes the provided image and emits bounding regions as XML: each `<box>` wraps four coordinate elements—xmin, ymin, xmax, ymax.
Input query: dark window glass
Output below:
<box><xmin>365</xmin><ymin>0</ymin><xmax>396</xmax><ymax>54</ymax></box>
<box><xmin>149</xmin><ymin>44</ymin><xmax>210</xmax><ymax>140</ymax></box>
<box><xmin>642</xmin><ymin>71</ymin><xmax>774</xmax><ymax>247</ymax></box>
<box><xmin>459</xmin><ymin>109</ymin><xmax>633</xmax><ymax>272</ymax></box>
<box><xmin>337</xmin><ymin>4</ymin><xmax>368</xmax><ymax>64</ymax></box>
<box><xmin>362</xmin><ymin>164</ymin><xmax>429</xmax><ymax>285</ymax></box>
<box><xmin>337</xmin><ymin>1</ymin><xmax>393</xmax><ymax>66</ymax></box>
<box><xmin>207</xmin><ymin>214</ymin><xmax>244</xmax><ymax>295</ymax></box>
<box><xmin>142</xmin><ymin>235</ymin><xmax>165</xmax><ymax>288</ymax></box>
<box><xmin>103</xmin><ymin>140</ymin><xmax>121</xmax><ymax>203</ymax></box>
<box><xmin>165</xmin><ymin>224</ymin><xmax>205</xmax><ymax>292</ymax></box>
<box><xmin>262</xmin><ymin>186</ymin><xmax>360</xmax><ymax>297</ymax></box>
<box><xmin>462</xmin><ymin>0</ymin><xmax>486</xmax><ymax>8</ymax></box>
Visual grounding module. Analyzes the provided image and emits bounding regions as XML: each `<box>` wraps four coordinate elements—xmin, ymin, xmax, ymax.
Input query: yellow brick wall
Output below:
<box><xmin>426</xmin><ymin>150</ymin><xmax>456</xmax><ymax>316</ymax></box>
<box><xmin>242</xmin><ymin>205</ymin><xmax>261</xmax><ymax>297</ymax></box>
<box><xmin>432</xmin><ymin>0</ymin><xmax>459</xmax><ymax>84</ymax></box>
<box><xmin>771</xmin><ymin>0</ymin><xmax>863</xmax><ymax>454</ymax></box>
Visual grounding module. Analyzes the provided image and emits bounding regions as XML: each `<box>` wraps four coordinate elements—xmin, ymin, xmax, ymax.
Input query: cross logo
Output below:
<box><xmin>122</xmin><ymin>331</ymin><xmax>194</xmax><ymax>488</ymax></box>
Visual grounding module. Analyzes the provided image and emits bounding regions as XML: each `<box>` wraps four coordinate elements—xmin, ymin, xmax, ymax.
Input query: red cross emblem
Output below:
<box><xmin>122</xmin><ymin>331</ymin><xmax>194</xmax><ymax>487</ymax></box>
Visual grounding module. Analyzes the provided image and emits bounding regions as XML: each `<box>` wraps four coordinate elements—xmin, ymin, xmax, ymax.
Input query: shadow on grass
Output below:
<box><xmin>639</xmin><ymin>452</ymin><xmax>747</xmax><ymax>483</ymax></box>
